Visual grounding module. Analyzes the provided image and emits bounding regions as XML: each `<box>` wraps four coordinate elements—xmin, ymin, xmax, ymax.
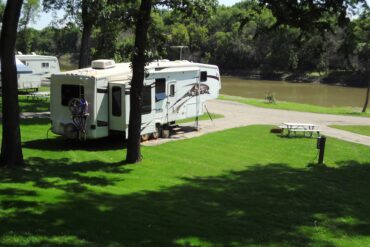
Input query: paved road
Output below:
<box><xmin>145</xmin><ymin>99</ymin><xmax>370</xmax><ymax>146</ymax></box>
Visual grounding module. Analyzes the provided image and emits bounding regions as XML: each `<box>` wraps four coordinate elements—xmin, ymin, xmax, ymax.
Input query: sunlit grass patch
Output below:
<box><xmin>220</xmin><ymin>94</ymin><xmax>370</xmax><ymax>118</ymax></box>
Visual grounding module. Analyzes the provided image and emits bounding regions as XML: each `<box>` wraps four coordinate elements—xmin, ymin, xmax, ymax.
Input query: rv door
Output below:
<box><xmin>109</xmin><ymin>83</ymin><xmax>126</xmax><ymax>131</ymax></box>
<box><xmin>141</xmin><ymin>80</ymin><xmax>156</xmax><ymax>135</ymax></box>
<box><xmin>166</xmin><ymin>81</ymin><xmax>177</xmax><ymax>123</ymax></box>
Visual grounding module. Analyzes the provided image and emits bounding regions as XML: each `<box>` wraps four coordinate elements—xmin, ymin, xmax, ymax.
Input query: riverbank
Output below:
<box><xmin>221</xmin><ymin>69</ymin><xmax>368</xmax><ymax>87</ymax></box>
<box><xmin>219</xmin><ymin>94</ymin><xmax>370</xmax><ymax>118</ymax></box>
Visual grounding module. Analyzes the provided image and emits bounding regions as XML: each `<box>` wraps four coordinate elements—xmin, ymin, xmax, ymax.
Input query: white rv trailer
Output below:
<box><xmin>50</xmin><ymin>59</ymin><xmax>221</xmax><ymax>140</ymax></box>
<box><xmin>0</xmin><ymin>59</ymin><xmax>33</xmax><ymax>85</ymax></box>
<box><xmin>15</xmin><ymin>53</ymin><xmax>60</xmax><ymax>89</ymax></box>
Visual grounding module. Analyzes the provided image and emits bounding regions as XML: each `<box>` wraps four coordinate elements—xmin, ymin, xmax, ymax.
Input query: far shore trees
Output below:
<box><xmin>0</xmin><ymin>2</ymin><xmax>5</xmax><ymax>21</ymax></box>
<box><xmin>18</xmin><ymin>0</ymin><xmax>40</xmax><ymax>53</ymax></box>
<box><xmin>0</xmin><ymin>0</ymin><xmax>25</xmax><ymax>167</ymax></box>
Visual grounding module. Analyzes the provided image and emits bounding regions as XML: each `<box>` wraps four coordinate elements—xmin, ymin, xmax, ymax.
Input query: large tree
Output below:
<box><xmin>125</xmin><ymin>0</ymin><xmax>217</xmax><ymax>163</ymax></box>
<box><xmin>0</xmin><ymin>0</ymin><xmax>25</xmax><ymax>167</ymax></box>
<box><xmin>352</xmin><ymin>8</ymin><xmax>370</xmax><ymax>112</ymax></box>
<box><xmin>18</xmin><ymin>0</ymin><xmax>40</xmax><ymax>53</ymax></box>
<box><xmin>43</xmin><ymin>0</ymin><xmax>104</xmax><ymax>68</ymax></box>
<box><xmin>93</xmin><ymin>0</ymin><xmax>139</xmax><ymax>61</ymax></box>
<box><xmin>126</xmin><ymin>0</ymin><xmax>152</xmax><ymax>163</ymax></box>
<box><xmin>257</xmin><ymin>0</ymin><xmax>368</xmax><ymax>72</ymax></box>
<box><xmin>261</xmin><ymin>0</ymin><xmax>367</xmax><ymax>32</ymax></box>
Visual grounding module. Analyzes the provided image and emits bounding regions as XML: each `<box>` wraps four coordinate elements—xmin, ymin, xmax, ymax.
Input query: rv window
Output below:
<box><xmin>142</xmin><ymin>86</ymin><xmax>152</xmax><ymax>114</ymax></box>
<box><xmin>61</xmin><ymin>85</ymin><xmax>84</xmax><ymax>106</ymax></box>
<box><xmin>155</xmin><ymin>78</ymin><xmax>166</xmax><ymax>101</ymax></box>
<box><xmin>112</xmin><ymin>86</ymin><xmax>122</xmax><ymax>117</ymax></box>
<box><xmin>200</xmin><ymin>71</ymin><xmax>207</xmax><ymax>82</ymax></box>
<box><xmin>42</xmin><ymin>63</ymin><xmax>49</xmax><ymax>68</ymax></box>
<box><xmin>169</xmin><ymin>84</ymin><xmax>175</xmax><ymax>97</ymax></box>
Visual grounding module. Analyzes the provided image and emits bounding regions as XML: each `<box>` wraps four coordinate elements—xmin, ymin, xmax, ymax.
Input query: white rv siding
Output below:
<box><xmin>16</xmin><ymin>54</ymin><xmax>60</xmax><ymax>89</ymax></box>
<box><xmin>95</xmin><ymin>78</ymin><xmax>109</xmax><ymax>138</ymax></box>
<box><xmin>50</xmin><ymin>60</ymin><xmax>221</xmax><ymax>140</ymax></box>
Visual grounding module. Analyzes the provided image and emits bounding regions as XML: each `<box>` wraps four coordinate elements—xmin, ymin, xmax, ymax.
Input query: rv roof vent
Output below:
<box><xmin>91</xmin><ymin>59</ymin><xmax>116</xmax><ymax>69</ymax></box>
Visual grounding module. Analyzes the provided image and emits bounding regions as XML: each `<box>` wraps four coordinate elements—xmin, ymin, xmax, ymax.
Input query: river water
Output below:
<box><xmin>221</xmin><ymin>76</ymin><xmax>367</xmax><ymax>107</ymax></box>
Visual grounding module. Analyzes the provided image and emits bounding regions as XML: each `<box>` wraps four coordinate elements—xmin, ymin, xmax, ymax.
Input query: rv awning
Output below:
<box><xmin>0</xmin><ymin>58</ymin><xmax>33</xmax><ymax>74</ymax></box>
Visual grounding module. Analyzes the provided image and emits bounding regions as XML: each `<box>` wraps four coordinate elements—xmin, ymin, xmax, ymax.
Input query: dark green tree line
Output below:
<box><xmin>19</xmin><ymin>1</ymin><xmax>369</xmax><ymax>77</ymax></box>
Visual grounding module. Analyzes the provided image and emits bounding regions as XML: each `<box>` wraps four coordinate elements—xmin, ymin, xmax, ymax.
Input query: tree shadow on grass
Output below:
<box><xmin>0</xmin><ymin>157</ymin><xmax>130</xmax><ymax>192</ymax></box>
<box><xmin>1</xmin><ymin>160</ymin><xmax>370</xmax><ymax>246</ymax></box>
<box><xmin>20</xmin><ymin>118</ymin><xmax>51</xmax><ymax>126</ymax></box>
<box><xmin>18</xmin><ymin>97</ymin><xmax>50</xmax><ymax>113</ymax></box>
<box><xmin>23</xmin><ymin>135</ymin><xmax>127</xmax><ymax>151</ymax></box>
<box><xmin>0</xmin><ymin>118</ymin><xmax>50</xmax><ymax>126</ymax></box>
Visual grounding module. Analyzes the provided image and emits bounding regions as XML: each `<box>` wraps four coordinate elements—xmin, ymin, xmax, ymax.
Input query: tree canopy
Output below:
<box><xmin>12</xmin><ymin>0</ymin><xmax>370</xmax><ymax>83</ymax></box>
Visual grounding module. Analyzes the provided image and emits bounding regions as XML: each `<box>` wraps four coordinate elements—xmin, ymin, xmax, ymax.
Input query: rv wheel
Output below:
<box><xmin>141</xmin><ymin>134</ymin><xmax>149</xmax><ymax>142</ymax></box>
<box><xmin>162</xmin><ymin>129</ymin><xmax>170</xmax><ymax>138</ymax></box>
<box><xmin>151</xmin><ymin>125</ymin><xmax>161</xmax><ymax>139</ymax></box>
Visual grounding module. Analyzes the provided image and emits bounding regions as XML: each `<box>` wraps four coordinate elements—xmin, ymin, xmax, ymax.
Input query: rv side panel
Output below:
<box><xmin>50</xmin><ymin>75</ymin><xmax>96</xmax><ymax>139</ymax></box>
<box><xmin>108</xmin><ymin>82</ymin><xmax>126</xmax><ymax>132</ymax></box>
<box><xmin>94</xmin><ymin>79</ymin><xmax>109</xmax><ymax>138</ymax></box>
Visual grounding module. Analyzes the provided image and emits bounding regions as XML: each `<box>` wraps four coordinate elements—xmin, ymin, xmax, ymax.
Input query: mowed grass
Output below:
<box><xmin>330</xmin><ymin>125</ymin><xmax>370</xmax><ymax>137</ymax></box>
<box><xmin>0</xmin><ymin>88</ymin><xmax>51</xmax><ymax>113</ymax></box>
<box><xmin>220</xmin><ymin>94</ymin><xmax>370</xmax><ymax>118</ymax></box>
<box><xmin>1</xmin><ymin>119</ymin><xmax>370</xmax><ymax>246</ymax></box>
<box><xmin>17</xmin><ymin>95</ymin><xmax>50</xmax><ymax>112</ymax></box>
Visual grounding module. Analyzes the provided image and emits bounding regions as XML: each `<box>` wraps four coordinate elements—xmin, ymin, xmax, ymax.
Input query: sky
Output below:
<box><xmin>30</xmin><ymin>0</ymin><xmax>242</xmax><ymax>30</ymax></box>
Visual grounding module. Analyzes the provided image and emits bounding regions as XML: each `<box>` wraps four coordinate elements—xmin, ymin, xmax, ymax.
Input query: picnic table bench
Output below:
<box><xmin>26</xmin><ymin>91</ymin><xmax>50</xmax><ymax>101</ymax></box>
<box><xmin>279</xmin><ymin>122</ymin><xmax>321</xmax><ymax>137</ymax></box>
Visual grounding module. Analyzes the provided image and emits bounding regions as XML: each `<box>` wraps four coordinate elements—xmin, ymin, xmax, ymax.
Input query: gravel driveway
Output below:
<box><xmin>144</xmin><ymin>99</ymin><xmax>370</xmax><ymax>147</ymax></box>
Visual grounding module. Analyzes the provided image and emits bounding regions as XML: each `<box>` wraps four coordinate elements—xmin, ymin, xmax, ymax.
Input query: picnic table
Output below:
<box><xmin>26</xmin><ymin>91</ymin><xmax>50</xmax><ymax>101</ymax></box>
<box><xmin>280</xmin><ymin>122</ymin><xmax>321</xmax><ymax>137</ymax></box>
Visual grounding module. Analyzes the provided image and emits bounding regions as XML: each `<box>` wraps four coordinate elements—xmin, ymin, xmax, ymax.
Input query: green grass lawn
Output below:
<box><xmin>330</xmin><ymin>125</ymin><xmax>370</xmax><ymax>137</ymax></box>
<box><xmin>220</xmin><ymin>94</ymin><xmax>370</xmax><ymax>118</ymax></box>
<box><xmin>1</xmin><ymin>119</ymin><xmax>370</xmax><ymax>246</ymax></box>
<box><xmin>0</xmin><ymin>88</ymin><xmax>51</xmax><ymax>113</ymax></box>
<box><xmin>0</xmin><ymin>95</ymin><xmax>50</xmax><ymax>112</ymax></box>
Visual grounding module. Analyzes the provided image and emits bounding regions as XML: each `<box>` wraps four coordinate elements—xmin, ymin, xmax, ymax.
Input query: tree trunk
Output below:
<box><xmin>362</xmin><ymin>78</ymin><xmax>370</xmax><ymax>113</ymax></box>
<box><xmin>126</xmin><ymin>0</ymin><xmax>152</xmax><ymax>164</ymax></box>
<box><xmin>0</xmin><ymin>0</ymin><xmax>25</xmax><ymax>167</ymax></box>
<box><xmin>78</xmin><ymin>1</ymin><xmax>93</xmax><ymax>69</ymax></box>
<box><xmin>20</xmin><ymin>8</ymin><xmax>30</xmax><ymax>53</ymax></box>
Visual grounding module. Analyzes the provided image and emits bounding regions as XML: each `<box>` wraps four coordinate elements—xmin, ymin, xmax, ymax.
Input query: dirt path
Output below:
<box><xmin>144</xmin><ymin>99</ymin><xmax>370</xmax><ymax>146</ymax></box>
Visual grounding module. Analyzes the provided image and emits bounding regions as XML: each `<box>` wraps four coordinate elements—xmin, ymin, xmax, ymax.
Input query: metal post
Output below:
<box><xmin>318</xmin><ymin>136</ymin><xmax>326</xmax><ymax>165</ymax></box>
<box><xmin>195</xmin><ymin>71</ymin><xmax>200</xmax><ymax>130</ymax></box>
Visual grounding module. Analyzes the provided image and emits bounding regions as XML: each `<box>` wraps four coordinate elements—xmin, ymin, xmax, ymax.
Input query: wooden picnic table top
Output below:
<box><xmin>29</xmin><ymin>91</ymin><xmax>50</xmax><ymax>96</ymax></box>
<box><xmin>282</xmin><ymin>123</ymin><xmax>319</xmax><ymax>127</ymax></box>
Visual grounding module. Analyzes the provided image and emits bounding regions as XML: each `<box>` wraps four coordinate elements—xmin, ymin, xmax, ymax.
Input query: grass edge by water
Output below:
<box><xmin>219</xmin><ymin>94</ymin><xmax>370</xmax><ymax>118</ymax></box>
